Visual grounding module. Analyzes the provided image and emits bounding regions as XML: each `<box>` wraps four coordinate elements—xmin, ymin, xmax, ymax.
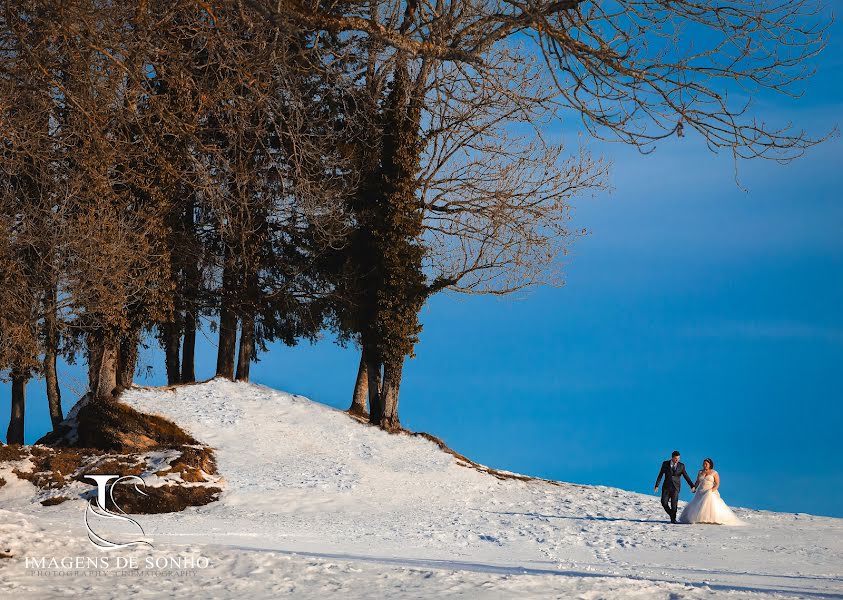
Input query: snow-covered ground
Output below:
<box><xmin>1</xmin><ymin>380</ymin><xmax>841</xmax><ymax>598</ymax></box>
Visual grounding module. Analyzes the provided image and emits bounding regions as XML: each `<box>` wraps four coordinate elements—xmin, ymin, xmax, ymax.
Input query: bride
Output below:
<box><xmin>679</xmin><ymin>458</ymin><xmax>744</xmax><ymax>526</ymax></box>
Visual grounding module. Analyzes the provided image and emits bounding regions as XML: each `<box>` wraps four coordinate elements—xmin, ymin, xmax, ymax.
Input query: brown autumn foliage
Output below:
<box><xmin>0</xmin><ymin>0</ymin><xmax>831</xmax><ymax>440</ymax></box>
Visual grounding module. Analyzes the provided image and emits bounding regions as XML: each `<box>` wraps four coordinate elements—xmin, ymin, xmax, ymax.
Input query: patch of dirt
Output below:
<box><xmin>12</xmin><ymin>448</ymin><xmax>92</xmax><ymax>489</ymax></box>
<box><xmin>409</xmin><ymin>430</ymin><xmax>588</xmax><ymax>488</ymax></box>
<box><xmin>0</xmin><ymin>476</ymin><xmax>5</xmax><ymax>488</ymax></box>
<box><xmin>155</xmin><ymin>446</ymin><xmax>218</xmax><ymax>482</ymax></box>
<box><xmin>37</xmin><ymin>395</ymin><xmax>199</xmax><ymax>452</ymax></box>
<box><xmin>110</xmin><ymin>483</ymin><xmax>222</xmax><ymax>514</ymax></box>
<box><xmin>6</xmin><ymin>446</ymin><xmax>160</xmax><ymax>491</ymax></box>
<box><xmin>407</xmin><ymin>430</ymin><xmax>534</xmax><ymax>482</ymax></box>
<box><xmin>6</xmin><ymin>444</ymin><xmax>221</xmax><ymax>506</ymax></box>
<box><xmin>76</xmin><ymin>456</ymin><xmax>146</xmax><ymax>480</ymax></box>
<box><xmin>40</xmin><ymin>496</ymin><xmax>71</xmax><ymax>506</ymax></box>
<box><xmin>0</xmin><ymin>443</ymin><xmax>26</xmax><ymax>462</ymax></box>
<box><xmin>347</xmin><ymin>414</ymin><xmax>587</xmax><ymax>488</ymax></box>
<box><xmin>5</xmin><ymin>392</ymin><xmax>222</xmax><ymax>513</ymax></box>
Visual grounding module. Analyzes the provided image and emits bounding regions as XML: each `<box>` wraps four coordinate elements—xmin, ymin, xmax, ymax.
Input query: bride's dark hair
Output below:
<box><xmin>703</xmin><ymin>458</ymin><xmax>714</xmax><ymax>469</ymax></box>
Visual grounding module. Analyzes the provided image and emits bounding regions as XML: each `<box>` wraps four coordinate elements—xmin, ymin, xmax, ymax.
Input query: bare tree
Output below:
<box><xmin>280</xmin><ymin>0</ymin><xmax>829</xmax><ymax>430</ymax></box>
<box><xmin>1</xmin><ymin>0</ymin><xmax>830</xmax><ymax>440</ymax></box>
<box><xmin>262</xmin><ymin>0</ymin><xmax>830</xmax><ymax>156</ymax></box>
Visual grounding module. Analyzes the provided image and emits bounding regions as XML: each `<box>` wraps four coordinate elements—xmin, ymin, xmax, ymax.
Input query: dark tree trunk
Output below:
<box><xmin>6</xmin><ymin>371</ymin><xmax>26</xmax><ymax>444</ymax></box>
<box><xmin>216</xmin><ymin>259</ymin><xmax>238</xmax><ymax>379</ymax></box>
<box><xmin>365</xmin><ymin>342</ymin><xmax>383</xmax><ymax>425</ymax></box>
<box><xmin>216</xmin><ymin>306</ymin><xmax>237</xmax><ymax>379</ymax></box>
<box><xmin>43</xmin><ymin>286</ymin><xmax>63</xmax><ymax>429</ymax></box>
<box><xmin>88</xmin><ymin>331</ymin><xmax>119</xmax><ymax>398</ymax></box>
<box><xmin>162</xmin><ymin>320</ymin><xmax>181</xmax><ymax>385</ymax></box>
<box><xmin>235</xmin><ymin>312</ymin><xmax>254</xmax><ymax>382</ymax></box>
<box><xmin>180</xmin><ymin>199</ymin><xmax>198</xmax><ymax>384</ymax></box>
<box><xmin>362</xmin><ymin>57</ymin><xmax>425</xmax><ymax>433</ymax></box>
<box><xmin>348</xmin><ymin>349</ymin><xmax>369</xmax><ymax>417</ymax></box>
<box><xmin>44</xmin><ymin>346</ymin><xmax>62</xmax><ymax>429</ymax></box>
<box><xmin>181</xmin><ymin>313</ymin><xmax>196</xmax><ymax>383</ymax></box>
<box><xmin>379</xmin><ymin>358</ymin><xmax>404</xmax><ymax>432</ymax></box>
<box><xmin>117</xmin><ymin>330</ymin><xmax>139</xmax><ymax>391</ymax></box>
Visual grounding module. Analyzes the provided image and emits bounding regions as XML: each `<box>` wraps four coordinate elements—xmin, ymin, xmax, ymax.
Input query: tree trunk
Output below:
<box><xmin>6</xmin><ymin>371</ymin><xmax>26</xmax><ymax>444</ymax></box>
<box><xmin>162</xmin><ymin>321</ymin><xmax>181</xmax><ymax>385</ymax></box>
<box><xmin>88</xmin><ymin>331</ymin><xmax>119</xmax><ymax>398</ymax></box>
<box><xmin>235</xmin><ymin>312</ymin><xmax>254</xmax><ymax>382</ymax></box>
<box><xmin>97</xmin><ymin>340</ymin><xmax>119</xmax><ymax>398</ymax></box>
<box><xmin>87</xmin><ymin>334</ymin><xmax>102</xmax><ymax>394</ymax></box>
<box><xmin>365</xmin><ymin>342</ymin><xmax>383</xmax><ymax>425</ymax></box>
<box><xmin>348</xmin><ymin>349</ymin><xmax>369</xmax><ymax>417</ymax></box>
<box><xmin>43</xmin><ymin>287</ymin><xmax>63</xmax><ymax>429</ymax></box>
<box><xmin>379</xmin><ymin>358</ymin><xmax>404</xmax><ymax>432</ymax></box>
<box><xmin>181</xmin><ymin>312</ymin><xmax>196</xmax><ymax>383</ymax></box>
<box><xmin>44</xmin><ymin>346</ymin><xmax>62</xmax><ymax>429</ymax></box>
<box><xmin>216</xmin><ymin>306</ymin><xmax>237</xmax><ymax>379</ymax></box>
<box><xmin>180</xmin><ymin>199</ymin><xmax>198</xmax><ymax>384</ymax></box>
<box><xmin>117</xmin><ymin>330</ymin><xmax>139</xmax><ymax>391</ymax></box>
<box><xmin>216</xmin><ymin>259</ymin><xmax>238</xmax><ymax>379</ymax></box>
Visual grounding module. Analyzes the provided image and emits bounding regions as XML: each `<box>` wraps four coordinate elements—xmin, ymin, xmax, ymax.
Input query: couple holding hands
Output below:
<box><xmin>655</xmin><ymin>450</ymin><xmax>743</xmax><ymax>526</ymax></box>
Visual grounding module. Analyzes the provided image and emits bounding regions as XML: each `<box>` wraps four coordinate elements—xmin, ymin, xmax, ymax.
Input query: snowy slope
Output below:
<box><xmin>1</xmin><ymin>379</ymin><xmax>841</xmax><ymax>599</ymax></box>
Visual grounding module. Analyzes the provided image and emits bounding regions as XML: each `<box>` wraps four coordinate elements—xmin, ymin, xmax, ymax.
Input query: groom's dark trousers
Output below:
<box><xmin>655</xmin><ymin>460</ymin><xmax>694</xmax><ymax>522</ymax></box>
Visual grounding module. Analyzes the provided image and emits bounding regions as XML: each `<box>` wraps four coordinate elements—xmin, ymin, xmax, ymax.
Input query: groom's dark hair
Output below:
<box><xmin>671</xmin><ymin>450</ymin><xmax>680</xmax><ymax>457</ymax></box>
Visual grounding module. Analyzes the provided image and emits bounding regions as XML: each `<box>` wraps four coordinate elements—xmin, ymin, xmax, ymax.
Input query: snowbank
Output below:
<box><xmin>1</xmin><ymin>379</ymin><xmax>840</xmax><ymax>598</ymax></box>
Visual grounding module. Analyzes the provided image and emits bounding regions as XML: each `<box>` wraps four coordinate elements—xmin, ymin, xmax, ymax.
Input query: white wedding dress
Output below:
<box><xmin>679</xmin><ymin>471</ymin><xmax>744</xmax><ymax>525</ymax></box>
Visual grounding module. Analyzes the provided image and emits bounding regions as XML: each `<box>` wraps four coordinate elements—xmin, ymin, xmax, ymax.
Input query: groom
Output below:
<box><xmin>654</xmin><ymin>450</ymin><xmax>695</xmax><ymax>523</ymax></box>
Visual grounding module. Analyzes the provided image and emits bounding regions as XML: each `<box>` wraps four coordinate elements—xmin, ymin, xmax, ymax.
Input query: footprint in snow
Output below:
<box><xmin>478</xmin><ymin>534</ymin><xmax>502</xmax><ymax>545</ymax></box>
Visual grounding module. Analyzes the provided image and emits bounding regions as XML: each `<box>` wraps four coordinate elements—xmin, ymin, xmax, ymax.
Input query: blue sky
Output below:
<box><xmin>3</xmin><ymin>15</ymin><xmax>841</xmax><ymax>518</ymax></box>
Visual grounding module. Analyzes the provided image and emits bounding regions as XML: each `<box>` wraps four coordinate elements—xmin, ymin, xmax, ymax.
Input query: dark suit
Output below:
<box><xmin>655</xmin><ymin>459</ymin><xmax>695</xmax><ymax>522</ymax></box>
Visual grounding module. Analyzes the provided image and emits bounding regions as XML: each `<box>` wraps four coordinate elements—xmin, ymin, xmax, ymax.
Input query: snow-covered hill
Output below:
<box><xmin>1</xmin><ymin>380</ymin><xmax>841</xmax><ymax>598</ymax></box>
